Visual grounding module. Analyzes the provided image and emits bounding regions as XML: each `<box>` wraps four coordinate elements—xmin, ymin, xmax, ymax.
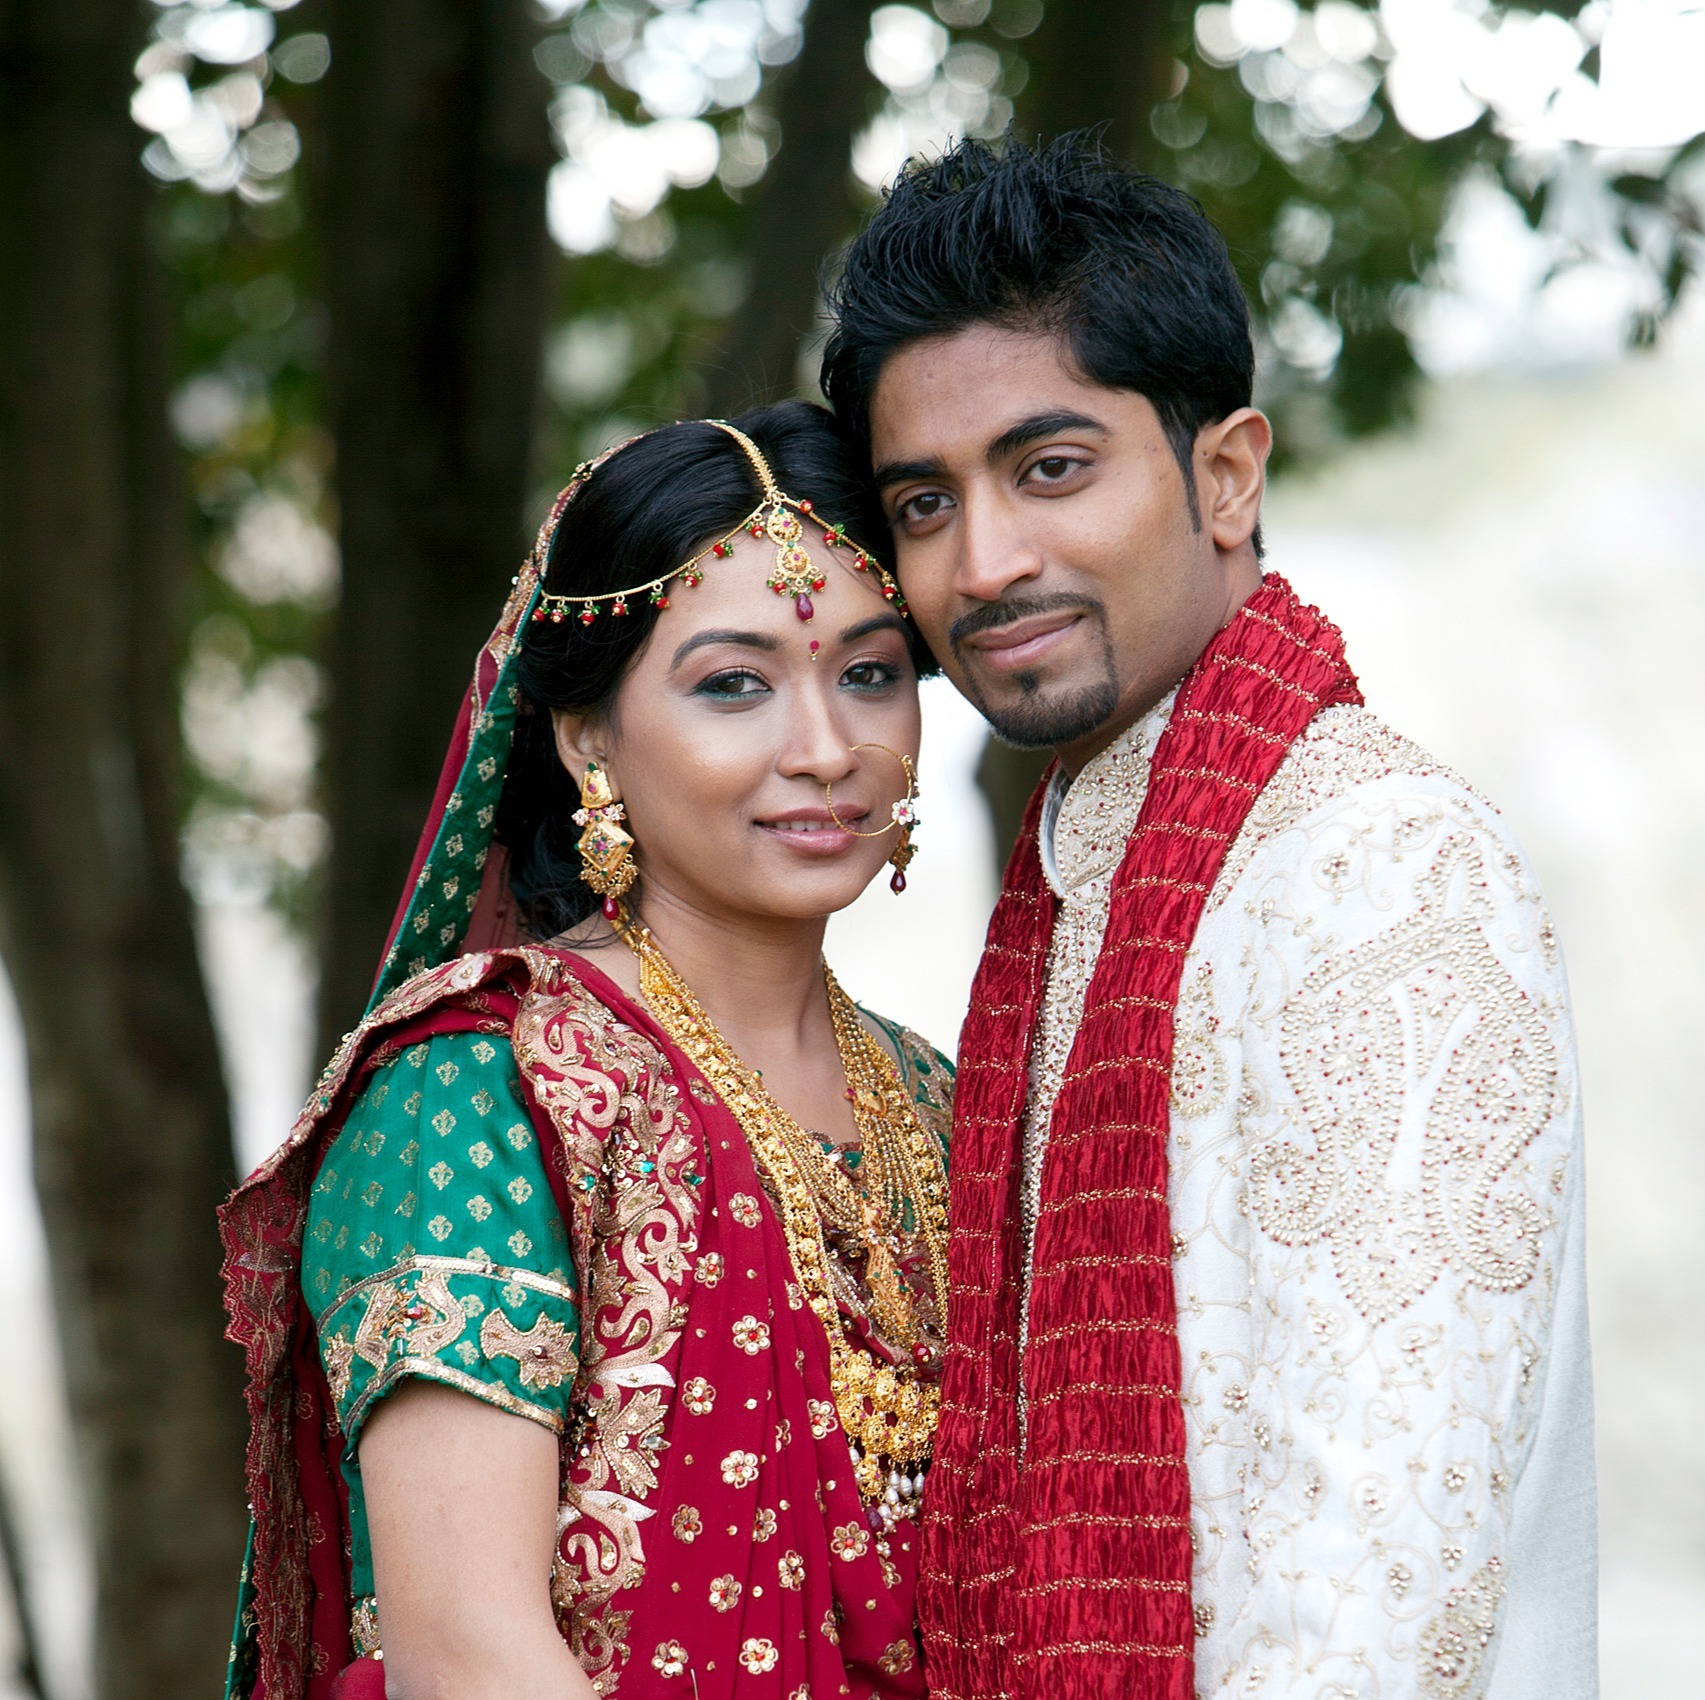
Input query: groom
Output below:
<box><xmin>820</xmin><ymin>138</ymin><xmax>1596</xmax><ymax>1700</ymax></box>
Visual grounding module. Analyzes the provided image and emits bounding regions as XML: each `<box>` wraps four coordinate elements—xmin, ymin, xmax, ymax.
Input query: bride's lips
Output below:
<box><xmin>959</xmin><ymin>609</ymin><xmax>1083</xmax><ymax>673</ymax></box>
<box><xmin>756</xmin><ymin>806</ymin><xmax>867</xmax><ymax>855</ymax></box>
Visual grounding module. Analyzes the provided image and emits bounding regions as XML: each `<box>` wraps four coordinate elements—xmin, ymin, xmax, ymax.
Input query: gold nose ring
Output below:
<box><xmin>823</xmin><ymin>743</ymin><xmax>919</xmax><ymax>837</ymax></box>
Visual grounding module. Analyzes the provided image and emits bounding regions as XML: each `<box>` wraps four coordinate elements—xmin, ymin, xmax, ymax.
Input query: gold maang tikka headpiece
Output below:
<box><xmin>530</xmin><ymin>420</ymin><xmax>905</xmax><ymax>629</ymax></box>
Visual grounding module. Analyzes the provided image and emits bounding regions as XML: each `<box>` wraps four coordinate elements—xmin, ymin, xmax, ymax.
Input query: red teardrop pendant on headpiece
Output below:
<box><xmin>794</xmin><ymin>593</ymin><xmax>814</xmax><ymax>622</ymax></box>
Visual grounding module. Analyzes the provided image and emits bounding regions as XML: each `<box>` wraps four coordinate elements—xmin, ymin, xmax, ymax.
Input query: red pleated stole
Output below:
<box><xmin>919</xmin><ymin>575</ymin><xmax>1362</xmax><ymax>1700</ymax></box>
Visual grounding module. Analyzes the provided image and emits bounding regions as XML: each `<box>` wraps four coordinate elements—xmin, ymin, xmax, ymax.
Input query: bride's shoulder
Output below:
<box><xmin>858</xmin><ymin>1009</ymin><xmax>955</xmax><ymax>1122</ymax></box>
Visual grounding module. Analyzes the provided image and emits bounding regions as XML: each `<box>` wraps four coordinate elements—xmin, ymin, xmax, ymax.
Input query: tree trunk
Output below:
<box><xmin>0</xmin><ymin>5</ymin><xmax>249</xmax><ymax>1696</ymax></box>
<box><xmin>313</xmin><ymin>0</ymin><xmax>556</xmax><ymax>1050</ymax></box>
<box><xmin>1018</xmin><ymin>0</ymin><xmax>1184</xmax><ymax>164</ymax></box>
<box><xmin>702</xmin><ymin>0</ymin><xmax>881</xmax><ymax>414</ymax></box>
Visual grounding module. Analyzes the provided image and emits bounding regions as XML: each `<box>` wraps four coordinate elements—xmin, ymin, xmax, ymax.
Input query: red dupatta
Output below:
<box><xmin>918</xmin><ymin>576</ymin><xmax>1361</xmax><ymax>1700</ymax></box>
<box><xmin>221</xmin><ymin>945</ymin><xmax>929</xmax><ymax>1699</ymax></box>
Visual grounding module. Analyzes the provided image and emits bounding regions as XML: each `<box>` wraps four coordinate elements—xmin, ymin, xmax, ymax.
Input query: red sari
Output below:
<box><xmin>221</xmin><ymin>943</ymin><xmax>943</xmax><ymax>1698</ymax></box>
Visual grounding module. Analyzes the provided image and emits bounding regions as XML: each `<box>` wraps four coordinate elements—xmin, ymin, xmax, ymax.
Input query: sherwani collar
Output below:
<box><xmin>1039</xmin><ymin>689</ymin><xmax>1179</xmax><ymax>898</ymax></box>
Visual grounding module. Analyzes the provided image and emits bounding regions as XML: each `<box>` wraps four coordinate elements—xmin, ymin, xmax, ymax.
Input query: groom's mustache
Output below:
<box><xmin>948</xmin><ymin>592</ymin><xmax>1108</xmax><ymax>653</ymax></box>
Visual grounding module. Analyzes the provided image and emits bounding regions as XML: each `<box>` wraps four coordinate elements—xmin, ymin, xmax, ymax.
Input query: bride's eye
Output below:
<box><xmin>696</xmin><ymin>668</ymin><xmax>769</xmax><ymax>700</ymax></box>
<box><xmin>841</xmin><ymin>660</ymin><xmax>900</xmax><ymax>694</ymax></box>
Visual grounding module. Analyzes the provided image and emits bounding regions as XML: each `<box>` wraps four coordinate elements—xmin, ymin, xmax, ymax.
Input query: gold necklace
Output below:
<box><xmin>623</xmin><ymin>916</ymin><xmax>949</xmax><ymax>1513</ymax></box>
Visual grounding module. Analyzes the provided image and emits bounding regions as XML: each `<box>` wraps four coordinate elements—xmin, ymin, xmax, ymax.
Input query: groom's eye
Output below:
<box><xmin>898</xmin><ymin>490</ymin><xmax>951</xmax><ymax>525</ymax></box>
<box><xmin>1027</xmin><ymin>454</ymin><xmax>1082</xmax><ymax>484</ymax></box>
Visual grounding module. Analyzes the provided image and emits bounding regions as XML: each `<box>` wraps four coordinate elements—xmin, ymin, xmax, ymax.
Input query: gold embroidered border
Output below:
<box><xmin>1021</xmin><ymin>1447</ymin><xmax>1187</xmax><ymax>1470</ymax></box>
<box><xmin>320</xmin><ymin>1254</ymin><xmax>578</xmax><ymax>1320</ymax></box>
<box><xmin>1017</xmin><ymin>1638</ymin><xmax>1191</xmax><ymax>1660</ymax></box>
<box><xmin>1021</xmin><ymin>1573</ymin><xmax>1191</xmax><ymax>1597</ymax></box>
<box><xmin>1024</xmin><ymin>1380</ymin><xmax>1175</xmax><ymax>1408</ymax></box>
<box><xmin>1036</xmin><ymin>1186</ymin><xmax>1168</xmax><ymax>1215</ymax></box>
<box><xmin>343</xmin><ymin>1353</ymin><xmax>570</xmax><ymax>1437</ymax></box>
<box><xmin>1019</xmin><ymin>1511</ymin><xmax>1190</xmax><ymax>1535</ymax></box>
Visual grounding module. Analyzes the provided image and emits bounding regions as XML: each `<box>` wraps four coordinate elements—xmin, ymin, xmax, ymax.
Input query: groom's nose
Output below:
<box><xmin>952</xmin><ymin>485</ymin><xmax>1044</xmax><ymax>605</ymax></box>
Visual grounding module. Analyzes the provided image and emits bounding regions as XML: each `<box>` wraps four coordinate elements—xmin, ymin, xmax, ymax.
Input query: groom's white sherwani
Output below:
<box><xmin>1023</xmin><ymin>697</ymin><xmax>1598</xmax><ymax>1700</ymax></box>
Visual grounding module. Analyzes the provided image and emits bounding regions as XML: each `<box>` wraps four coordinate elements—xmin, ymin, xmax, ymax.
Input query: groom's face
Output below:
<box><xmin>869</xmin><ymin>324</ymin><xmax>1265</xmax><ymax>773</ymax></box>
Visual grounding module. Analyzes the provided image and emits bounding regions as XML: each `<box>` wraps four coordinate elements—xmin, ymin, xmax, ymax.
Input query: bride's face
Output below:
<box><xmin>556</xmin><ymin>523</ymin><xmax>923</xmax><ymax>926</ymax></box>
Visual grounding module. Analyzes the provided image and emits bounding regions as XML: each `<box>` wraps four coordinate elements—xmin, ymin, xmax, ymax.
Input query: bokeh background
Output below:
<box><xmin>2</xmin><ymin>1</ymin><xmax>1703</xmax><ymax>1694</ymax></box>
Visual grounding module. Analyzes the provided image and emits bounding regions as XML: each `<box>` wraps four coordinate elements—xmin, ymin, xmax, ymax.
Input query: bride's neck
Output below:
<box><xmin>586</xmin><ymin>884</ymin><xmax>833</xmax><ymax>1057</ymax></box>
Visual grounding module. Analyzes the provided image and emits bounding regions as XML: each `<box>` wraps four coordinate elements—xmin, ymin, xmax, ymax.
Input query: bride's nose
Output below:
<box><xmin>774</xmin><ymin>678</ymin><xmax>858</xmax><ymax>785</ymax></box>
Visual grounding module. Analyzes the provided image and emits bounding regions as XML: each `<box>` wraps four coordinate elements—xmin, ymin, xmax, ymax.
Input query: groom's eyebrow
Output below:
<box><xmin>984</xmin><ymin>409</ymin><xmax>1107</xmax><ymax>463</ymax></box>
<box><xmin>872</xmin><ymin>409</ymin><xmax>1109</xmax><ymax>489</ymax></box>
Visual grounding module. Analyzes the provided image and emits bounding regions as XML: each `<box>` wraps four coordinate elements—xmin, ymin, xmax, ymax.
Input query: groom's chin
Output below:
<box><xmin>978</xmin><ymin>678</ymin><xmax>1121</xmax><ymax>752</ymax></box>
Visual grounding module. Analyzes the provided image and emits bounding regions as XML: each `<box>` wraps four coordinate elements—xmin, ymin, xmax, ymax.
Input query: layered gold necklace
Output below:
<box><xmin>623</xmin><ymin>915</ymin><xmax>949</xmax><ymax>1514</ymax></box>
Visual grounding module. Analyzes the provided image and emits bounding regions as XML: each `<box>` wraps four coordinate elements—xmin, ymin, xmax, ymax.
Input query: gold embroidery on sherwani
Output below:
<box><xmin>1416</xmin><ymin>1557</ymin><xmax>1507</xmax><ymax>1697</ymax></box>
<box><xmin>1252</xmin><ymin>830</ymin><xmax>1555</xmax><ymax>1323</ymax></box>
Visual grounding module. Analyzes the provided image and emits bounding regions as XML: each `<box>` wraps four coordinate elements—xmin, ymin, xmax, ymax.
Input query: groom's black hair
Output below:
<box><xmin>819</xmin><ymin>133</ymin><xmax>1254</xmax><ymax>510</ymax></box>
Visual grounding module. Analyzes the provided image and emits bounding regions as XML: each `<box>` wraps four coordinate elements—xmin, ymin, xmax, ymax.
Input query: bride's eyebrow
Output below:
<box><xmin>837</xmin><ymin>614</ymin><xmax>908</xmax><ymax>645</ymax></box>
<box><xmin>669</xmin><ymin>628</ymin><xmax>779</xmax><ymax>669</ymax></box>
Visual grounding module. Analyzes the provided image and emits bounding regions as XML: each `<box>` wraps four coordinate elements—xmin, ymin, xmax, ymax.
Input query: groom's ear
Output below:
<box><xmin>549</xmin><ymin>709</ymin><xmax>607</xmax><ymax>793</ymax></box>
<box><xmin>1198</xmin><ymin>407</ymin><xmax>1271</xmax><ymax>553</ymax></box>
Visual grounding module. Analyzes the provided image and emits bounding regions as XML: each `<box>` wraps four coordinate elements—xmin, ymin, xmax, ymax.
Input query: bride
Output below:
<box><xmin>220</xmin><ymin>404</ymin><xmax>953</xmax><ymax>1700</ymax></box>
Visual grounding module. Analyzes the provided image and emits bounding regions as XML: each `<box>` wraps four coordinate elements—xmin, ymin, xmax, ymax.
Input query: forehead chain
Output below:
<box><xmin>530</xmin><ymin>419</ymin><xmax>906</xmax><ymax>629</ymax></box>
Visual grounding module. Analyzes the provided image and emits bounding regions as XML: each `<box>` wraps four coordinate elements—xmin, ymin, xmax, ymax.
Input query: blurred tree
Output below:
<box><xmin>308</xmin><ymin>0</ymin><xmax>558</xmax><ymax>1049</ymax></box>
<box><xmin>702</xmin><ymin>0</ymin><xmax>883</xmax><ymax>412</ymax></box>
<box><xmin>0</xmin><ymin>1</ymin><xmax>248</xmax><ymax>1696</ymax></box>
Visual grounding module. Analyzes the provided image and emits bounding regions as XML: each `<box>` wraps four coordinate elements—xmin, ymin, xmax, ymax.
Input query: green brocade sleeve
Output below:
<box><xmin>304</xmin><ymin>1031</ymin><xmax>579</xmax><ymax>1443</ymax></box>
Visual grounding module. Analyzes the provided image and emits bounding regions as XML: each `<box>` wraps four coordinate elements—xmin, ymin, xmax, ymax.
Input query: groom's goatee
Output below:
<box><xmin>951</xmin><ymin>592</ymin><xmax>1119</xmax><ymax>749</ymax></box>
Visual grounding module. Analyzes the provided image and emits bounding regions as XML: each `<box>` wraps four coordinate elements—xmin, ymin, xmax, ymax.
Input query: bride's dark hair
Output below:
<box><xmin>497</xmin><ymin>400</ymin><xmax>932</xmax><ymax>939</ymax></box>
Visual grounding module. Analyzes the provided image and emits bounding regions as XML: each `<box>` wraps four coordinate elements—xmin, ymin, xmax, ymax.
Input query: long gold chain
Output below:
<box><xmin>623</xmin><ymin>916</ymin><xmax>949</xmax><ymax>1507</ymax></box>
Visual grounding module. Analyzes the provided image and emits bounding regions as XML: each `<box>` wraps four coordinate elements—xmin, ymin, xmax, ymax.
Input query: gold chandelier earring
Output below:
<box><xmin>573</xmin><ymin>759</ymin><xmax>636</xmax><ymax>920</ymax></box>
<box><xmin>824</xmin><ymin>744</ymin><xmax>920</xmax><ymax>894</ymax></box>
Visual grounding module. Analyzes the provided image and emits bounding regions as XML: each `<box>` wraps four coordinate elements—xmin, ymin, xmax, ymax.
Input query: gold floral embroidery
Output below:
<box><xmin>353</xmin><ymin>1281</ymin><xmax>406</xmax><ymax>1371</ymax></box>
<box><xmin>322</xmin><ymin>1332</ymin><xmax>355</xmax><ymax>1405</ymax></box>
<box><xmin>879</xmin><ymin>1637</ymin><xmax>917</xmax><ymax>1675</ymax></box>
<box><xmin>830</xmin><ymin>1522</ymin><xmax>869</xmax><ymax>1561</ymax></box>
<box><xmin>400</xmin><ymin>1269</ymin><xmax>468</xmax><ymax>1357</ymax></box>
<box><xmin>708</xmin><ymin>1573</ymin><xmax>741</xmax><ymax>1612</ymax></box>
<box><xmin>671</xmin><ymin>1505</ymin><xmax>702</xmax><ymax>1543</ymax></box>
<box><xmin>739</xmin><ymin>1637</ymin><xmax>779</xmax><ymax>1674</ymax></box>
<box><xmin>1416</xmin><ymin>1558</ymin><xmax>1506</xmax><ymax>1697</ymax></box>
<box><xmin>479</xmin><ymin>1309</ymin><xmax>576</xmax><ymax>1389</ymax></box>
<box><xmin>720</xmin><ymin>1450</ymin><xmax>759</xmax><ymax>1488</ymax></box>
<box><xmin>1170</xmin><ymin>960</ymin><xmax>1227</xmax><ymax>1122</ymax></box>
<box><xmin>651</xmin><ymin>1639</ymin><xmax>688</xmax><ymax>1678</ymax></box>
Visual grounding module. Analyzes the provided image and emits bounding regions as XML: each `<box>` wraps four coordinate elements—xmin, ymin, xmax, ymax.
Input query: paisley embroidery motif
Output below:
<box><xmin>1252</xmin><ymin>833</ymin><xmax>1555</xmax><ymax>1323</ymax></box>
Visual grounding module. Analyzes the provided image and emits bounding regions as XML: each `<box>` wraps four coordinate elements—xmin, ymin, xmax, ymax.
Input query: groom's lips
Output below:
<box><xmin>959</xmin><ymin>610</ymin><xmax>1083</xmax><ymax>673</ymax></box>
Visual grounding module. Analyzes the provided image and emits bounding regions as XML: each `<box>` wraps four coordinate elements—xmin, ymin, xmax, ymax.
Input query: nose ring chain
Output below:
<box><xmin>823</xmin><ymin>744</ymin><xmax>921</xmax><ymax>894</ymax></box>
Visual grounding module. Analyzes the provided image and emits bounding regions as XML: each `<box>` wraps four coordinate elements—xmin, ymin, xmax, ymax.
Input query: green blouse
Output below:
<box><xmin>304</xmin><ymin>1032</ymin><xmax>579</xmax><ymax>1600</ymax></box>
